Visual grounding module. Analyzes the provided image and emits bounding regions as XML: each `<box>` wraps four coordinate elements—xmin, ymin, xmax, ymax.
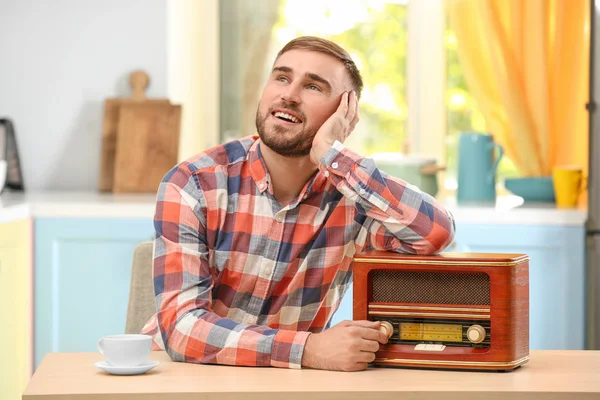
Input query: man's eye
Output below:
<box><xmin>308</xmin><ymin>84</ymin><xmax>321</xmax><ymax>91</ymax></box>
<box><xmin>277</xmin><ymin>76</ymin><xmax>289</xmax><ymax>83</ymax></box>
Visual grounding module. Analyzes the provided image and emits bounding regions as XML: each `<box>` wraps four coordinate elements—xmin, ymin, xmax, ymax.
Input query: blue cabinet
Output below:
<box><xmin>34</xmin><ymin>218</ymin><xmax>154</xmax><ymax>368</ymax></box>
<box><xmin>331</xmin><ymin>223</ymin><xmax>586</xmax><ymax>351</ymax></box>
<box><xmin>453</xmin><ymin>223</ymin><xmax>585</xmax><ymax>351</ymax></box>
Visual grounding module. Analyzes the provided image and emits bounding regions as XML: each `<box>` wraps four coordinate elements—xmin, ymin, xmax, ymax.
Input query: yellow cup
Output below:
<box><xmin>552</xmin><ymin>166</ymin><xmax>585</xmax><ymax>208</ymax></box>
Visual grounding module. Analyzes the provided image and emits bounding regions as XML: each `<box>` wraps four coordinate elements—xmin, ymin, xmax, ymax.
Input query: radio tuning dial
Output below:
<box><xmin>379</xmin><ymin>321</ymin><xmax>394</xmax><ymax>339</ymax></box>
<box><xmin>467</xmin><ymin>325</ymin><xmax>486</xmax><ymax>343</ymax></box>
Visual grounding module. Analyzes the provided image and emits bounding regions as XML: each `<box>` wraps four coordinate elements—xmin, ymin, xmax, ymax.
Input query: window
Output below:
<box><xmin>220</xmin><ymin>0</ymin><xmax>409</xmax><ymax>156</ymax></box>
<box><xmin>219</xmin><ymin>0</ymin><xmax>519</xmax><ymax>195</ymax></box>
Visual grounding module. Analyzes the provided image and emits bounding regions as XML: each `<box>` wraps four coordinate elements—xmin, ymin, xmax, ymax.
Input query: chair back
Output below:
<box><xmin>125</xmin><ymin>242</ymin><xmax>156</xmax><ymax>334</ymax></box>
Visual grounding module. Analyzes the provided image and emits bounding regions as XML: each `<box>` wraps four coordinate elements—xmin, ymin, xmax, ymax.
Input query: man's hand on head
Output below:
<box><xmin>309</xmin><ymin>90</ymin><xmax>360</xmax><ymax>166</ymax></box>
<box><xmin>300</xmin><ymin>319</ymin><xmax>387</xmax><ymax>371</ymax></box>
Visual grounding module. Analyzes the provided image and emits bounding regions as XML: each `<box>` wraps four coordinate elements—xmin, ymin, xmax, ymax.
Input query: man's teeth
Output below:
<box><xmin>274</xmin><ymin>111</ymin><xmax>300</xmax><ymax>123</ymax></box>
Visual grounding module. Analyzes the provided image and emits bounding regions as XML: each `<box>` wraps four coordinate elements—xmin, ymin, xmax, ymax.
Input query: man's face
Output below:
<box><xmin>256</xmin><ymin>49</ymin><xmax>351</xmax><ymax>157</ymax></box>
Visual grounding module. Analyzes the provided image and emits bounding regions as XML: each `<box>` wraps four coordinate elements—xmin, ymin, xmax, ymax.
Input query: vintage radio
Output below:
<box><xmin>353</xmin><ymin>251</ymin><xmax>530</xmax><ymax>372</ymax></box>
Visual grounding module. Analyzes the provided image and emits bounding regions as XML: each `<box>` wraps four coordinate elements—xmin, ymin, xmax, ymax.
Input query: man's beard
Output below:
<box><xmin>255</xmin><ymin>105</ymin><xmax>317</xmax><ymax>158</ymax></box>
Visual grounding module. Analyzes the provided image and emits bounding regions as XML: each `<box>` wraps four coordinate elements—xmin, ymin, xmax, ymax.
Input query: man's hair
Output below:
<box><xmin>276</xmin><ymin>36</ymin><xmax>364</xmax><ymax>100</ymax></box>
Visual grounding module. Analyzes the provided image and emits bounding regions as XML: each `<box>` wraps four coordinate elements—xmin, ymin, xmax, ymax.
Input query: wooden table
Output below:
<box><xmin>22</xmin><ymin>351</ymin><xmax>600</xmax><ymax>399</ymax></box>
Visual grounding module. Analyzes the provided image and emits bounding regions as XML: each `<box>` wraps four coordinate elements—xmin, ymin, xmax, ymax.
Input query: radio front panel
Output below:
<box><xmin>372</xmin><ymin>317</ymin><xmax>491</xmax><ymax>348</ymax></box>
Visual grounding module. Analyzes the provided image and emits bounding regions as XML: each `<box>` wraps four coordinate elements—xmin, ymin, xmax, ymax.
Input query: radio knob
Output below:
<box><xmin>379</xmin><ymin>321</ymin><xmax>394</xmax><ymax>339</ymax></box>
<box><xmin>467</xmin><ymin>325</ymin><xmax>486</xmax><ymax>343</ymax></box>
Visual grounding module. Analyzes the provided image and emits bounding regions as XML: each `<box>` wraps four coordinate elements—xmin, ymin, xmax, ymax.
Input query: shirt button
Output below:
<box><xmin>259</xmin><ymin>183</ymin><xmax>266</xmax><ymax>190</ymax></box>
<box><xmin>303</xmin><ymin>194</ymin><xmax>308</xmax><ymax>199</ymax></box>
<box><xmin>276</xmin><ymin>215</ymin><xmax>284</xmax><ymax>223</ymax></box>
<box><xmin>324</xmin><ymin>171</ymin><xmax>330</xmax><ymax>177</ymax></box>
<box><xmin>264</xmin><ymin>267</ymin><xmax>273</xmax><ymax>276</ymax></box>
<box><xmin>332</xmin><ymin>162</ymin><xmax>339</xmax><ymax>169</ymax></box>
<box><xmin>360</xmin><ymin>188</ymin><xmax>366</xmax><ymax>195</ymax></box>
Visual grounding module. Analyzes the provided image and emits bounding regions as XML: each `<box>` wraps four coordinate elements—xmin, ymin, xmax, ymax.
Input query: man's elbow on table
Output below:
<box><xmin>420</xmin><ymin>212</ymin><xmax>456</xmax><ymax>255</ymax></box>
<box><xmin>402</xmin><ymin>211</ymin><xmax>456</xmax><ymax>255</ymax></box>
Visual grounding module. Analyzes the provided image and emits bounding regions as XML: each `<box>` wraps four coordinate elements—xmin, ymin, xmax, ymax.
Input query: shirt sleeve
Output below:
<box><xmin>150</xmin><ymin>166</ymin><xmax>311</xmax><ymax>369</ymax></box>
<box><xmin>319</xmin><ymin>140</ymin><xmax>456</xmax><ymax>255</ymax></box>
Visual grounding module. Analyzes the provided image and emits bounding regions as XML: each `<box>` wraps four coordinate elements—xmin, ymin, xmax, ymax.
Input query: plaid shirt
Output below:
<box><xmin>141</xmin><ymin>135</ymin><xmax>455</xmax><ymax>369</ymax></box>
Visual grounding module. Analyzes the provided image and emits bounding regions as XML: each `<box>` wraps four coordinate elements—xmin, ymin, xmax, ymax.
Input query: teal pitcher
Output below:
<box><xmin>457</xmin><ymin>132</ymin><xmax>504</xmax><ymax>203</ymax></box>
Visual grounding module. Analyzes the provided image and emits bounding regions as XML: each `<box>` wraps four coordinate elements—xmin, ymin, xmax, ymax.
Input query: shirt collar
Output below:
<box><xmin>247</xmin><ymin>137</ymin><xmax>328</xmax><ymax>199</ymax></box>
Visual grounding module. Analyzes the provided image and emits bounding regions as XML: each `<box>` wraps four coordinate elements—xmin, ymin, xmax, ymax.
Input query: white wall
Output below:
<box><xmin>0</xmin><ymin>0</ymin><xmax>167</xmax><ymax>190</ymax></box>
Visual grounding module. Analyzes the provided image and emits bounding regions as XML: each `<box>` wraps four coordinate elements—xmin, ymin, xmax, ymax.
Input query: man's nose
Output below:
<box><xmin>281</xmin><ymin>83</ymin><xmax>302</xmax><ymax>104</ymax></box>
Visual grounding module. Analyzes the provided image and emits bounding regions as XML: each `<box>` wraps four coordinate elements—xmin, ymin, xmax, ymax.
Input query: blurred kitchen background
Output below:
<box><xmin>0</xmin><ymin>0</ymin><xmax>599</xmax><ymax>399</ymax></box>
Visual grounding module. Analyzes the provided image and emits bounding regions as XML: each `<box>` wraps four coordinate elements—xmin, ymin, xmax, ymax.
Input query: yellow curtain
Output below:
<box><xmin>447</xmin><ymin>0</ymin><xmax>590</xmax><ymax>177</ymax></box>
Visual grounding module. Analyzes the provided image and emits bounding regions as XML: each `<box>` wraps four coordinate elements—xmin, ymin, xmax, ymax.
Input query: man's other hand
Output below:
<box><xmin>301</xmin><ymin>319</ymin><xmax>387</xmax><ymax>371</ymax></box>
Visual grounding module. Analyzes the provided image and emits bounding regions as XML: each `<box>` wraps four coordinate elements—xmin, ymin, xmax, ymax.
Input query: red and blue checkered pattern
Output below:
<box><xmin>141</xmin><ymin>135</ymin><xmax>455</xmax><ymax>368</ymax></box>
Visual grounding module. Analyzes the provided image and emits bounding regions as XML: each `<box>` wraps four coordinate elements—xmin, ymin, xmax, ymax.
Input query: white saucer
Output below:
<box><xmin>94</xmin><ymin>360</ymin><xmax>159</xmax><ymax>375</ymax></box>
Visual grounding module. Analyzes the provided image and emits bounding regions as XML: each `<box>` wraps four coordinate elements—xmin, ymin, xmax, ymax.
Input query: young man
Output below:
<box><xmin>141</xmin><ymin>36</ymin><xmax>455</xmax><ymax>372</ymax></box>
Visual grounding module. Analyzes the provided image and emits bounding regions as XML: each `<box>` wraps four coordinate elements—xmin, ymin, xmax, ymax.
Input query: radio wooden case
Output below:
<box><xmin>353</xmin><ymin>251</ymin><xmax>530</xmax><ymax>371</ymax></box>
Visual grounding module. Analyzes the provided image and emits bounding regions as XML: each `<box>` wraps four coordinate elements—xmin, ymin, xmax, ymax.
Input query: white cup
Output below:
<box><xmin>97</xmin><ymin>334</ymin><xmax>152</xmax><ymax>366</ymax></box>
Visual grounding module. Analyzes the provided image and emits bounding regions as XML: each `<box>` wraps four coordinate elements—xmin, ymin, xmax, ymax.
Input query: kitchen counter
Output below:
<box><xmin>442</xmin><ymin>195</ymin><xmax>588</xmax><ymax>226</ymax></box>
<box><xmin>0</xmin><ymin>191</ymin><xmax>157</xmax><ymax>222</ymax></box>
<box><xmin>0</xmin><ymin>190</ymin><xmax>588</xmax><ymax>226</ymax></box>
<box><xmin>23</xmin><ymin>351</ymin><xmax>600</xmax><ymax>400</ymax></box>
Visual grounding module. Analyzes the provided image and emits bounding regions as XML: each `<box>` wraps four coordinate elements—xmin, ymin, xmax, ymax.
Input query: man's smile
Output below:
<box><xmin>270</xmin><ymin>108</ymin><xmax>303</xmax><ymax>124</ymax></box>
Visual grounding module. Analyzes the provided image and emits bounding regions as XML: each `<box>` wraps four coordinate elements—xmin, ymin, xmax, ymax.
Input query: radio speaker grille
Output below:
<box><xmin>371</xmin><ymin>271</ymin><xmax>490</xmax><ymax>305</ymax></box>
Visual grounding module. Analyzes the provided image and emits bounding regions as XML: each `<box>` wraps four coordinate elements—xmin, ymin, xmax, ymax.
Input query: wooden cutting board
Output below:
<box><xmin>112</xmin><ymin>102</ymin><xmax>181</xmax><ymax>193</ymax></box>
<box><xmin>99</xmin><ymin>71</ymin><xmax>180</xmax><ymax>192</ymax></box>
